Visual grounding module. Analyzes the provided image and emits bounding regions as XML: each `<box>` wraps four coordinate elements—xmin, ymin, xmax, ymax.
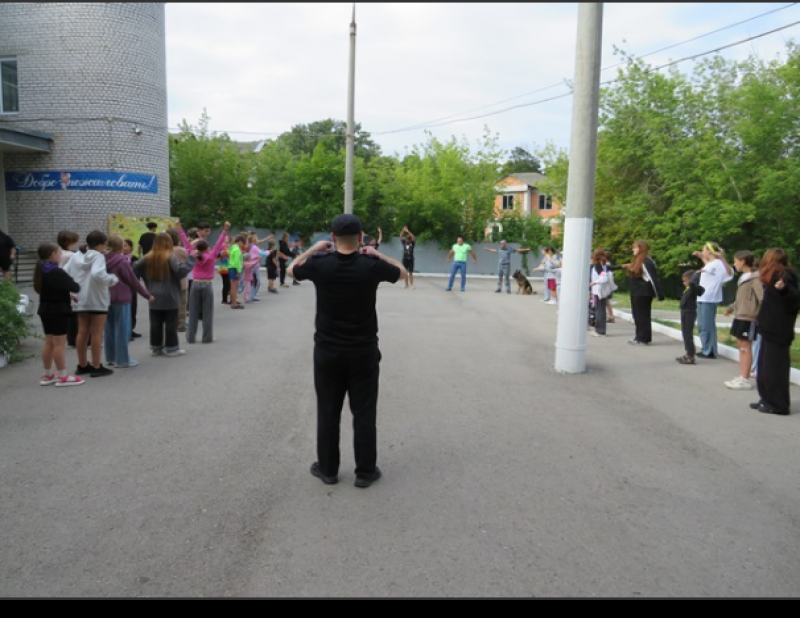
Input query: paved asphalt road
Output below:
<box><xmin>1</xmin><ymin>274</ymin><xmax>799</xmax><ymax>598</ymax></box>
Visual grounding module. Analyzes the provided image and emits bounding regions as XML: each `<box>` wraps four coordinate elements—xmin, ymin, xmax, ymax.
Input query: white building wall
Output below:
<box><xmin>0</xmin><ymin>3</ymin><xmax>169</xmax><ymax>250</ymax></box>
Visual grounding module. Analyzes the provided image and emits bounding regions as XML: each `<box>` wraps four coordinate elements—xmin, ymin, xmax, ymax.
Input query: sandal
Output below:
<box><xmin>54</xmin><ymin>374</ymin><xmax>86</xmax><ymax>387</ymax></box>
<box><xmin>675</xmin><ymin>355</ymin><xmax>696</xmax><ymax>365</ymax></box>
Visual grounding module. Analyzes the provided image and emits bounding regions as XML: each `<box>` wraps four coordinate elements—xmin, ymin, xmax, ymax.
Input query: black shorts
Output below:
<box><xmin>267</xmin><ymin>266</ymin><xmax>278</xmax><ymax>279</ymax></box>
<box><xmin>40</xmin><ymin>314</ymin><xmax>70</xmax><ymax>336</ymax></box>
<box><xmin>0</xmin><ymin>258</ymin><xmax>11</xmax><ymax>272</ymax></box>
<box><xmin>402</xmin><ymin>258</ymin><xmax>414</xmax><ymax>273</ymax></box>
<box><xmin>730</xmin><ymin>319</ymin><xmax>757</xmax><ymax>341</ymax></box>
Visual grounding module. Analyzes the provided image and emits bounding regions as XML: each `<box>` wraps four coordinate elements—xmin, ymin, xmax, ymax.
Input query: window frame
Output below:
<box><xmin>1</xmin><ymin>56</ymin><xmax>19</xmax><ymax>114</ymax></box>
<box><xmin>501</xmin><ymin>194</ymin><xmax>514</xmax><ymax>211</ymax></box>
<box><xmin>538</xmin><ymin>194</ymin><xmax>553</xmax><ymax>211</ymax></box>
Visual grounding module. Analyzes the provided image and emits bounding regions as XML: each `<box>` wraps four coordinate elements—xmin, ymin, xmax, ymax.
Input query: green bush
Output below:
<box><xmin>0</xmin><ymin>282</ymin><xmax>35</xmax><ymax>363</ymax></box>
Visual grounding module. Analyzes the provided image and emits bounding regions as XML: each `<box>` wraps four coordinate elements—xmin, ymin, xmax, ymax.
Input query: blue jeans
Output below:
<box><xmin>252</xmin><ymin>266</ymin><xmax>261</xmax><ymax>298</ymax></box>
<box><xmin>696</xmin><ymin>301</ymin><xmax>718</xmax><ymax>355</ymax></box>
<box><xmin>497</xmin><ymin>264</ymin><xmax>511</xmax><ymax>291</ymax></box>
<box><xmin>447</xmin><ymin>261</ymin><xmax>467</xmax><ymax>291</ymax></box>
<box><xmin>751</xmin><ymin>332</ymin><xmax>762</xmax><ymax>374</ymax></box>
<box><xmin>104</xmin><ymin>303</ymin><xmax>133</xmax><ymax>365</ymax></box>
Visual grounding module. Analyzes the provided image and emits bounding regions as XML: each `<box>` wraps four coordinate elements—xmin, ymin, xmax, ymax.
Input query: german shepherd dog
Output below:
<box><xmin>513</xmin><ymin>270</ymin><xmax>535</xmax><ymax>295</ymax></box>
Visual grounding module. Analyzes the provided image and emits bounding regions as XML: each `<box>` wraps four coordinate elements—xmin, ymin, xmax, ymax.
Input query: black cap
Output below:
<box><xmin>331</xmin><ymin>214</ymin><xmax>362</xmax><ymax>236</ymax></box>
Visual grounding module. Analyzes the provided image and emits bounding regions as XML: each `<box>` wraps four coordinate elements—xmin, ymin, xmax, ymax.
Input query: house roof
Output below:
<box><xmin>503</xmin><ymin>172</ymin><xmax>546</xmax><ymax>187</ymax></box>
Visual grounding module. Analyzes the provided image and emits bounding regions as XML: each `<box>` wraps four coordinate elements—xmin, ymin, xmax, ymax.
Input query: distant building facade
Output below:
<box><xmin>490</xmin><ymin>172</ymin><xmax>563</xmax><ymax>239</ymax></box>
<box><xmin>0</xmin><ymin>2</ymin><xmax>169</xmax><ymax>250</ymax></box>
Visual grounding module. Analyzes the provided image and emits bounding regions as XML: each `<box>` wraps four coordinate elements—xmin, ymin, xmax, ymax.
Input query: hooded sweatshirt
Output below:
<box><xmin>63</xmin><ymin>249</ymin><xmax>119</xmax><ymax>312</ymax></box>
<box><xmin>105</xmin><ymin>252</ymin><xmax>151</xmax><ymax>306</ymax></box>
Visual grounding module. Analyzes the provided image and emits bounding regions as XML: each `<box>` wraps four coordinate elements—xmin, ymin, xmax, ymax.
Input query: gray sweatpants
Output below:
<box><xmin>187</xmin><ymin>280</ymin><xmax>215</xmax><ymax>343</ymax></box>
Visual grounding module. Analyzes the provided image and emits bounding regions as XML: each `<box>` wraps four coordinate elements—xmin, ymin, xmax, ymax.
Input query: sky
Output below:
<box><xmin>165</xmin><ymin>2</ymin><xmax>800</xmax><ymax>162</ymax></box>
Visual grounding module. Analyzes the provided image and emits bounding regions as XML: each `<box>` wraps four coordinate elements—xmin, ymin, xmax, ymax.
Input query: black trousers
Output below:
<box><xmin>149</xmin><ymin>308</ymin><xmax>179</xmax><ymax>351</ymax></box>
<box><xmin>630</xmin><ymin>294</ymin><xmax>653</xmax><ymax>343</ymax></box>
<box><xmin>220</xmin><ymin>272</ymin><xmax>230</xmax><ymax>303</ymax></box>
<box><xmin>131</xmin><ymin>293</ymin><xmax>138</xmax><ymax>331</ymax></box>
<box><xmin>593</xmin><ymin>295</ymin><xmax>607</xmax><ymax>335</ymax></box>
<box><xmin>756</xmin><ymin>338</ymin><xmax>792</xmax><ymax>413</ymax></box>
<box><xmin>279</xmin><ymin>259</ymin><xmax>288</xmax><ymax>285</ymax></box>
<box><xmin>681</xmin><ymin>310</ymin><xmax>696</xmax><ymax>356</ymax></box>
<box><xmin>313</xmin><ymin>344</ymin><xmax>381</xmax><ymax>477</ymax></box>
<box><xmin>66</xmin><ymin>312</ymin><xmax>79</xmax><ymax>347</ymax></box>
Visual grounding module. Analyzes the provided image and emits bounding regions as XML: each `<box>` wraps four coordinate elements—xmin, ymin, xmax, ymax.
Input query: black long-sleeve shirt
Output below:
<box><xmin>757</xmin><ymin>270</ymin><xmax>800</xmax><ymax>346</ymax></box>
<box><xmin>37</xmin><ymin>268</ymin><xmax>80</xmax><ymax>317</ymax></box>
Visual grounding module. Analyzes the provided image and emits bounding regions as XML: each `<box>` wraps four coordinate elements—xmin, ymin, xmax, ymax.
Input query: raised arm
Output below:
<box><xmin>287</xmin><ymin>240</ymin><xmax>332</xmax><ymax>278</ymax></box>
<box><xmin>176</xmin><ymin>223</ymin><xmax>193</xmax><ymax>253</ymax></box>
<box><xmin>209</xmin><ymin>222</ymin><xmax>231</xmax><ymax>259</ymax></box>
<box><xmin>482</xmin><ymin>247</ymin><xmax>497</xmax><ymax>253</ymax></box>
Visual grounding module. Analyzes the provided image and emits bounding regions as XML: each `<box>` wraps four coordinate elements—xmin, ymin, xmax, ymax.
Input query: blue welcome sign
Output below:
<box><xmin>4</xmin><ymin>170</ymin><xmax>158</xmax><ymax>193</ymax></box>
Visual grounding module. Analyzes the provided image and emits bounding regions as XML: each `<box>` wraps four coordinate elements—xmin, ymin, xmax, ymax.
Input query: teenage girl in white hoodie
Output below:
<box><xmin>64</xmin><ymin>230</ymin><xmax>119</xmax><ymax>377</ymax></box>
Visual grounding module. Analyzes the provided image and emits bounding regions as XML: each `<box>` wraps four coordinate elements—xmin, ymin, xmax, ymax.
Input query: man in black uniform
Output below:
<box><xmin>289</xmin><ymin>214</ymin><xmax>406</xmax><ymax>488</ymax></box>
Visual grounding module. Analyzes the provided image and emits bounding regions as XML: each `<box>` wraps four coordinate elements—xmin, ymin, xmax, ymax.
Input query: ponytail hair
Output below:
<box><xmin>33</xmin><ymin>242</ymin><xmax>59</xmax><ymax>294</ymax></box>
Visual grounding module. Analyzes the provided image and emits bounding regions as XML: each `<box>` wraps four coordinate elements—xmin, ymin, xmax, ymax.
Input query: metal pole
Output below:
<box><xmin>554</xmin><ymin>3</ymin><xmax>603</xmax><ymax>374</ymax></box>
<box><xmin>344</xmin><ymin>3</ymin><xmax>356</xmax><ymax>214</ymax></box>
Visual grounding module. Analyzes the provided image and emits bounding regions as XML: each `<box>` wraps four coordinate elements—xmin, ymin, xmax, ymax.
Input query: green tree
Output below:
<box><xmin>389</xmin><ymin>129</ymin><xmax>501</xmax><ymax>246</ymax></box>
<box><xmin>590</xmin><ymin>45</ymin><xmax>800</xmax><ymax>277</ymax></box>
<box><xmin>499</xmin><ymin>146</ymin><xmax>542</xmax><ymax>178</ymax></box>
<box><xmin>276</xmin><ymin>118</ymin><xmax>382</xmax><ymax>162</ymax></box>
<box><xmin>169</xmin><ymin>110</ymin><xmax>252</xmax><ymax>226</ymax></box>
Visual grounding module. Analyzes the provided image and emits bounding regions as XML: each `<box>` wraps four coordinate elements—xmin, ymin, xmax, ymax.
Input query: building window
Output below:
<box><xmin>502</xmin><ymin>195</ymin><xmax>514</xmax><ymax>210</ymax></box>
<box><xmin>1</xmin><ymin>57</ymin><xmax>19</xmax><ymax>114</ymax></box>
<box><xmin>538</xmin><ymin>194</ymin><xmax>553</xmax><ymax>210</ymax></box>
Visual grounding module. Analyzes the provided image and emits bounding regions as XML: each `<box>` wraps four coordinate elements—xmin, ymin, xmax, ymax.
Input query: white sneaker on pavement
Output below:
<box><xmin>725</xmin><ymin>376</ymin><xmax>753</xmax><ymax>390</ymax></box>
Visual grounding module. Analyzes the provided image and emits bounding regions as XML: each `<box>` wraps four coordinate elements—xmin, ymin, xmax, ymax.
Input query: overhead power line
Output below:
<box><xmin>155</xmin><ymin>4</ymin><xmax>800</xmax><ymax>140</ymax></box>
<box><xmin>370</xmin><ymin>2</ymin><xmax>800</xmax><ymax>136</ymax></box>
<box><xmin>367</xmin><ymin>16</ymin><xmax>800</xmax><ymax>135</ymax></box>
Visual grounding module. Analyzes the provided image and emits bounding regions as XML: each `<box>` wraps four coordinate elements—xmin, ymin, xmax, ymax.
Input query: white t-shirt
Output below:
<box><xmin>698</xmin><ymin>258</ymin><xmax>732</xmax><ymax>304</ymax></box>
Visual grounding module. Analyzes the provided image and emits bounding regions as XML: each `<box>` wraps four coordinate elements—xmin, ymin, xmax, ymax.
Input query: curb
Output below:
<box><xmin>614</xmin><ymin>309</ymin><xmax>800</xmax><ymax>386</ymax></box>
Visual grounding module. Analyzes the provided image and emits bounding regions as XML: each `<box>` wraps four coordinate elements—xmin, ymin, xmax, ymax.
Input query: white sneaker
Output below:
<box><xmin>725</xmin><ymin>377</ymin><xmax>753</xmax><ymax>390</ymax></box>
<box><xmin>590</xmin><ymin>332</ymin><xmax>606</xmax><ymax>337</ymax></box>
<box><xmin>115</xmin><ymin>360</ymin><xmax>140</xmax><ymax>368</ymax></box>
<box><xmin>164</xmin><ymin>349</ymin><xmax>186</xmax><ymax>357</ymax></box>
<box><xmin>546</xmin><ymin>300</ymin><xmax>558</xmax><ymax>305</ymax></box>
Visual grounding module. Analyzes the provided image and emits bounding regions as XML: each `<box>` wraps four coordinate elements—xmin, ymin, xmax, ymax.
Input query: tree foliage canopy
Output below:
<box><xmin>584</xmin><ymin>44</ymin><xmax>800</xmax><ymax>277</ymax></box>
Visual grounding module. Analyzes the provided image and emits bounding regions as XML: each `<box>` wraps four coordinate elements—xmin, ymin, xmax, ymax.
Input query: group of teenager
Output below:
<box><xmin>597</xmin><ymin>240</ymin><xmax>799</xmax><ymax>417</ymax></box>
<box><xmin>31</xmin><ymin>220</ymin><xmax>312</xmax><ymax>388</ymax></box>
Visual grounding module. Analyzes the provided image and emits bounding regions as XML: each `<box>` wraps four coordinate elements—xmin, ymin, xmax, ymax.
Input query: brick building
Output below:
<box><xmin>490</xmin><ymin>172</ymin><xmax>563</xmax><ymax>238</ymax></box>
<box><xmin>0</xmin><ymin>3</ymin><xmax>170</xmax><ymax>251</ymax></box>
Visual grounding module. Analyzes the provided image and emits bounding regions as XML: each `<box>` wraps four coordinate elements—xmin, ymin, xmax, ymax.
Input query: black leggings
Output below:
<box><xmin>220</xmin><ymin>272</ymin><xmax>230</xmax><ymax>303</ymax></box>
